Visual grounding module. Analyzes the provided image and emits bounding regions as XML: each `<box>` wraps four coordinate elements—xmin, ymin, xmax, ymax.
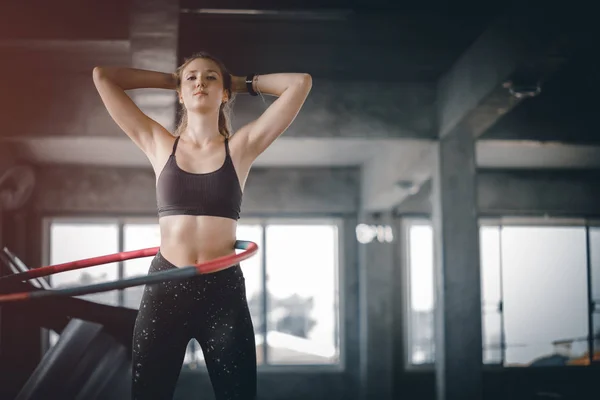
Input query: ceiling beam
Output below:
<box><xmin>437</xmin><ymin>12</ymin><xmax>574</xmax><ymax>139</ymax></box>
<box><xmin>361</xmin><ymin>142</ymin><xmax>433</xmax><ymax>211</ymax></box>
<box><xmin>385</xmin><ymin>12</ymin><xmax>577</xmax><ymax>212</ymax></box>
<box><xmin>234</xmin><ymin>81</ymin><xmax>436</xmax><ymax>139</ymax></box>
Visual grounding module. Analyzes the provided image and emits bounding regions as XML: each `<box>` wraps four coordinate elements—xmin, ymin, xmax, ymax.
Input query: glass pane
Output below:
<box><xmin>123</xmin><ymin>223</ymin><xmax>160</xmax><ymax>309</ymax></box>
<box><xmin>590</xmin><ymin>227</ymin><xmax>600</xmax><ymax>301</ymax></box>
<box><xmin>590</xmin><ymin>227</ymin><xmax>600</xmax><ymax>365</ymax></box>
<box><xmin>483</xmin><ymin>311</ymin><xmax>502</xmax><ymax>364</ymax></box>
<box><xmin>182</xmin><ymin>224</ymin><xmax>264</xmax><ymax>368</ymax></box>
<box><xmin>501</xmin><ymin>226</ymin><xmax>588</xmax><ymax>366</ymax></box>
<box><xmin>265</xmin><ymin>224</ymin><xmax>339</xmax><ymax>365</ymax></box>
<box><xmin>480</xmin><ymin>225</ymin><xmax>503</xmax><ymax>364</ymax></box>
<box><xmin>49</xmin><ymin>222</ymin><xmax>119</xmax><ymax>306</ymax></box>
<box><xmin>480</xmin><ymin>226</ymin><xmax>502</xmax><ymax>305</ymax></box>
<box><xmin>566</xmin><ymin>312</ymin><xmax>599</xmax><ymax>366</ymax></box>
<box><xmin>408</xmin><ymin>223</ymin><xmax>434</xmax><ymax>364</ymax></box>
<box><xmin>410</xmin><ymin>311</ymin><xmax>434</xmax><ymax>365</ymax></box>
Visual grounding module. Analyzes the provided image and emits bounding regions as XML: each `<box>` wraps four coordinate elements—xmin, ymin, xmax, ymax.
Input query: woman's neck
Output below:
<box><xmin>182</xmin><ymin>111</ymin><xmax>221</xmax><ymax>145</ymax></box>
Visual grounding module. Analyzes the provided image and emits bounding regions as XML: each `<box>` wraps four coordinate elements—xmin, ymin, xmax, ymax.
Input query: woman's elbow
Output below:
<box><xmin>294</xmin><ymin>73</ymin><xmax>312</xmax><ymax>93</ymax></box>
<box><xmin>92</xmin><ymin>66</ymin><xmax>106</xmax><ymax>82</ymax></box>
<box><xmin>300</xmin><ymin>73</ymin><xmax>312</xmax><ymax>87</ymax></box>
<box><xmin>92</xmin><ymin>66</ymin><xmax>117</xmax><ymax>83</ymax></box>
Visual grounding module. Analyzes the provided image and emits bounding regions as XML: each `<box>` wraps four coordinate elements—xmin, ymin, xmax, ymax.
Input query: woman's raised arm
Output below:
<box><xmin>92</xmin><ymin>67</ymin><xmax>176</xmax><ymax>155</ymax></box>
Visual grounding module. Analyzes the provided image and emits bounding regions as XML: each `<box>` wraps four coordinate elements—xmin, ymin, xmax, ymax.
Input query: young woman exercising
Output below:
<box><xmin>93</xmin><ymin>52</ymin><xmax>312</xmax><ymax>399</ymax></box>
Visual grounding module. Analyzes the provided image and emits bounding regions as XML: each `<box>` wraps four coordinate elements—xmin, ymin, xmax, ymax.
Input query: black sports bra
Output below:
<box><xmin>156</xmin><ymin>137</ymin><xmax>242</xmax><ymax>220</ymax></box>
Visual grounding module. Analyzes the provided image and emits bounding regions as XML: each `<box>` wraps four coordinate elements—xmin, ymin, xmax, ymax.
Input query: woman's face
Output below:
<box><xmin>179</xmin><ymin>57</ymin><xmax>228</xmax><ymax>113</ymax></box>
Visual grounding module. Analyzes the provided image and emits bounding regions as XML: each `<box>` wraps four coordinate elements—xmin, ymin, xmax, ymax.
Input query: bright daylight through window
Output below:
<box><xmin>405</xmin><ymin>218</ymin><xmax>600</xmax><ymax>368</ymax></box>
<box><xmin>46</xmin><ymin>218</ymin><xmax>341</xmax><ymax>368</ymax></box>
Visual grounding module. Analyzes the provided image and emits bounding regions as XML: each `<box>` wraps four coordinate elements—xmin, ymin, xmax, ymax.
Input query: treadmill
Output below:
<box><xmin>0</xmin><ymin>247</ymin><xmax>138</xmax><ymax>400</ymax></box>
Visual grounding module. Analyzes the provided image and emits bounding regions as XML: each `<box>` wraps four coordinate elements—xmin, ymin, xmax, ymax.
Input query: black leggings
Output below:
<box><xmin>131</xmin><ymin>252</ymin><xmax>257</xmax><ymax>399</ymax></box>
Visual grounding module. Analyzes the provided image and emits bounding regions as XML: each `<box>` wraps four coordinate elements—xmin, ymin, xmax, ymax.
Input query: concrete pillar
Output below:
<box><xmin>358</xmin><ymin>212</ymin><xmax>395</xmax><ymax>400</ymax></box>
<box><xmin>431</xmin><ymin>126</ymin><xmax>483</xmax><ymax>400</ymax></box>
<box><xmin>341</xmin><ymin>216</ymin><xmax>361</xmax><ymax>400</ymax></box>
<box><xmin>130</xmin><ymin>0</ymin><xmax>179</xmax><ymax>132</ymax></box>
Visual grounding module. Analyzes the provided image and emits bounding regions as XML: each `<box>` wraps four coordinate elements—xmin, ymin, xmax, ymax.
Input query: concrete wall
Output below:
<box><xmin>1</xmin><ymin>39</ymin><xmax>437</xmax><ymax>141</ymax></box>
<box><xmin>357</xmin><ymin>212</ymin><xmax>397</xmax><ymax>400</ymax></box>
<box><xmin>395</xmin><ymin>169</ymin><xmax>600</xmax><ymax>216</ymax></box>
<box><xmin>32</xmin><ymin>165</ymin><xmax>360</xmax><ymax>215</ymax></box>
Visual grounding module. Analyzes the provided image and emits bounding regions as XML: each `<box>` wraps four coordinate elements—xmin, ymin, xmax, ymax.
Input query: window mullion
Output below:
<box><xmin>498</xmin><ymin>224</ymin><xmax>506</xmax><ymax>366</ymax></box>
<box><xmin>585</xmin><ymin>222</ymin><xmax>594</xmax><ymax>366</ymax></box>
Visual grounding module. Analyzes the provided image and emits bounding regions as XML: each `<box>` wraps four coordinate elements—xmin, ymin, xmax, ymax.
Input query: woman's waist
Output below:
<box><xmin>157</xmin><ymin>244</ymin><xmax>236</xmax><ymax>268</ymax></box>
<box><xmin>158</xmin><ymin>215</ymin><xmax>237</xmax><ymax>265</ymax></box>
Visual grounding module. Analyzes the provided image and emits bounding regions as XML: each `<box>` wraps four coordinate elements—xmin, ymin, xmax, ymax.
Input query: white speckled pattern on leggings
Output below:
<box><xmin>131</xmin><ymin>251</ymin><xmax>257</xmax><ymax>399</ymax></box>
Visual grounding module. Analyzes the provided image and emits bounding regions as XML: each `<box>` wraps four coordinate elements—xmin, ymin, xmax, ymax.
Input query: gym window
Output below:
<box><xmin>43</xmin><ymin>217</ymin><xmax>342</xmax><ymax>369</ymax></box>
<box><xmin>404</xmin><ymin>217</ymin><xmax>600</xmax><ymax>368</ymax></box>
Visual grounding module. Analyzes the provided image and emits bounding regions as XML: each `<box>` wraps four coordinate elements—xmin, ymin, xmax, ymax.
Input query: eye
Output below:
<box><xmin>207</xmin><ymin>76</ymin><xmax>217</xmax><ymax>80</ymax></box>
<box><xmin>186</xmin><ymin>76</ymin><xmax>195</xmax><ymax>80</ymax></box>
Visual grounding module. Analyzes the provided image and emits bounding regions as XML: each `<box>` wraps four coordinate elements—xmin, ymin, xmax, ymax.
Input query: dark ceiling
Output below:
<box><xmin>180</xmin><ymin>0</ymin><xmax>494</xmax><ymax>13</ymax></box>
<box><xmin>177</xmin><ymin>0</ymin><xmax>499</xmax><ymax>82</ymax></box>
<box><xmin>1</xmin><ymin>1</ymin><xmax>596</xmax><ymax>144</ymax></box>
<box><xmin>178</xmin><ymin>12</ymin><xmax>495</xmax><ymax>82</ymax></box>
<box><xmin>482</xmin><ymin>29</ymin><xmax>600</xmax><ymax>145</ymax></box>
<box><xmin>2</xmin><ymin>1</ymin><xmax>498</xmax><ymax>83</ymax></box>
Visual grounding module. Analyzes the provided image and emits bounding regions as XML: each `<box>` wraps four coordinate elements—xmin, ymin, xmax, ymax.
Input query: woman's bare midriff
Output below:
<box><xmin>158</xmin><ymin>215</ymin><xmax>238</xmax><ymax>271</ymax></box>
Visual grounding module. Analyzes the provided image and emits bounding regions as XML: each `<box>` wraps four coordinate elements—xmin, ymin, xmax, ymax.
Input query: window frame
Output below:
<box><xmin>42</xmin><ymin>215</ymin><xmax>344</xmax><ymax>372</ymax></box>
<box><xmin>240</xmin><ymin>217</ymin><xmax>345</xmax><ymax>372</ymax></box>
<box><xmin>402</xmin><ymin>215</ymin><xmax>599</xmax><ymax>370</ymax></box>
<box><xmin>587</xmin><ymin>219</ymin><xmax>600</xmax><ymax>367</ymax></box>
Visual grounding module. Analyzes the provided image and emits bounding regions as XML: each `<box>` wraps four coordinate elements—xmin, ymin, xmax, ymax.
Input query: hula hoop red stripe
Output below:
<box><xmin>0</xmin><ymin>247</ymin><xmax>160</xmax><ymax>285</ymax></box>
<box><xmin>0</xmin><ymin>292</ymin><xmax>30</xmax><ymax>302</ymax></box>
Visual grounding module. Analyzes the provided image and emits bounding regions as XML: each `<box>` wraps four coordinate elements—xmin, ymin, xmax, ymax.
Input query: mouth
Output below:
<box><xmin>193</xmin><ymin>91</ymin><xmax>208</xmax><ymax>97</ymax></box>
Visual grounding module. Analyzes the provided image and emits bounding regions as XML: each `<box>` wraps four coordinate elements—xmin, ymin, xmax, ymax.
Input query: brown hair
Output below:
<box><xmin>173</xmin><ymin>52</ymin><xmax>235</xmax><ymax>139</ymax></box>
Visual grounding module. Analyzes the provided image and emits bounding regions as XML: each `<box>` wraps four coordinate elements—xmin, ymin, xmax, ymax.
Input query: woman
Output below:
<box><xmin>92</xmin><ymin>53</ymin><xmax>312</xmax><ymax>399</ymax></box>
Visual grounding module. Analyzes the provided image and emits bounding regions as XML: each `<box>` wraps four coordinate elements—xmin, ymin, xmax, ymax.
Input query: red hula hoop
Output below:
<box><xmin>0</xmin><ymin>240</ymin><xmax>258</xmax><ymax>304</ymax></box>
